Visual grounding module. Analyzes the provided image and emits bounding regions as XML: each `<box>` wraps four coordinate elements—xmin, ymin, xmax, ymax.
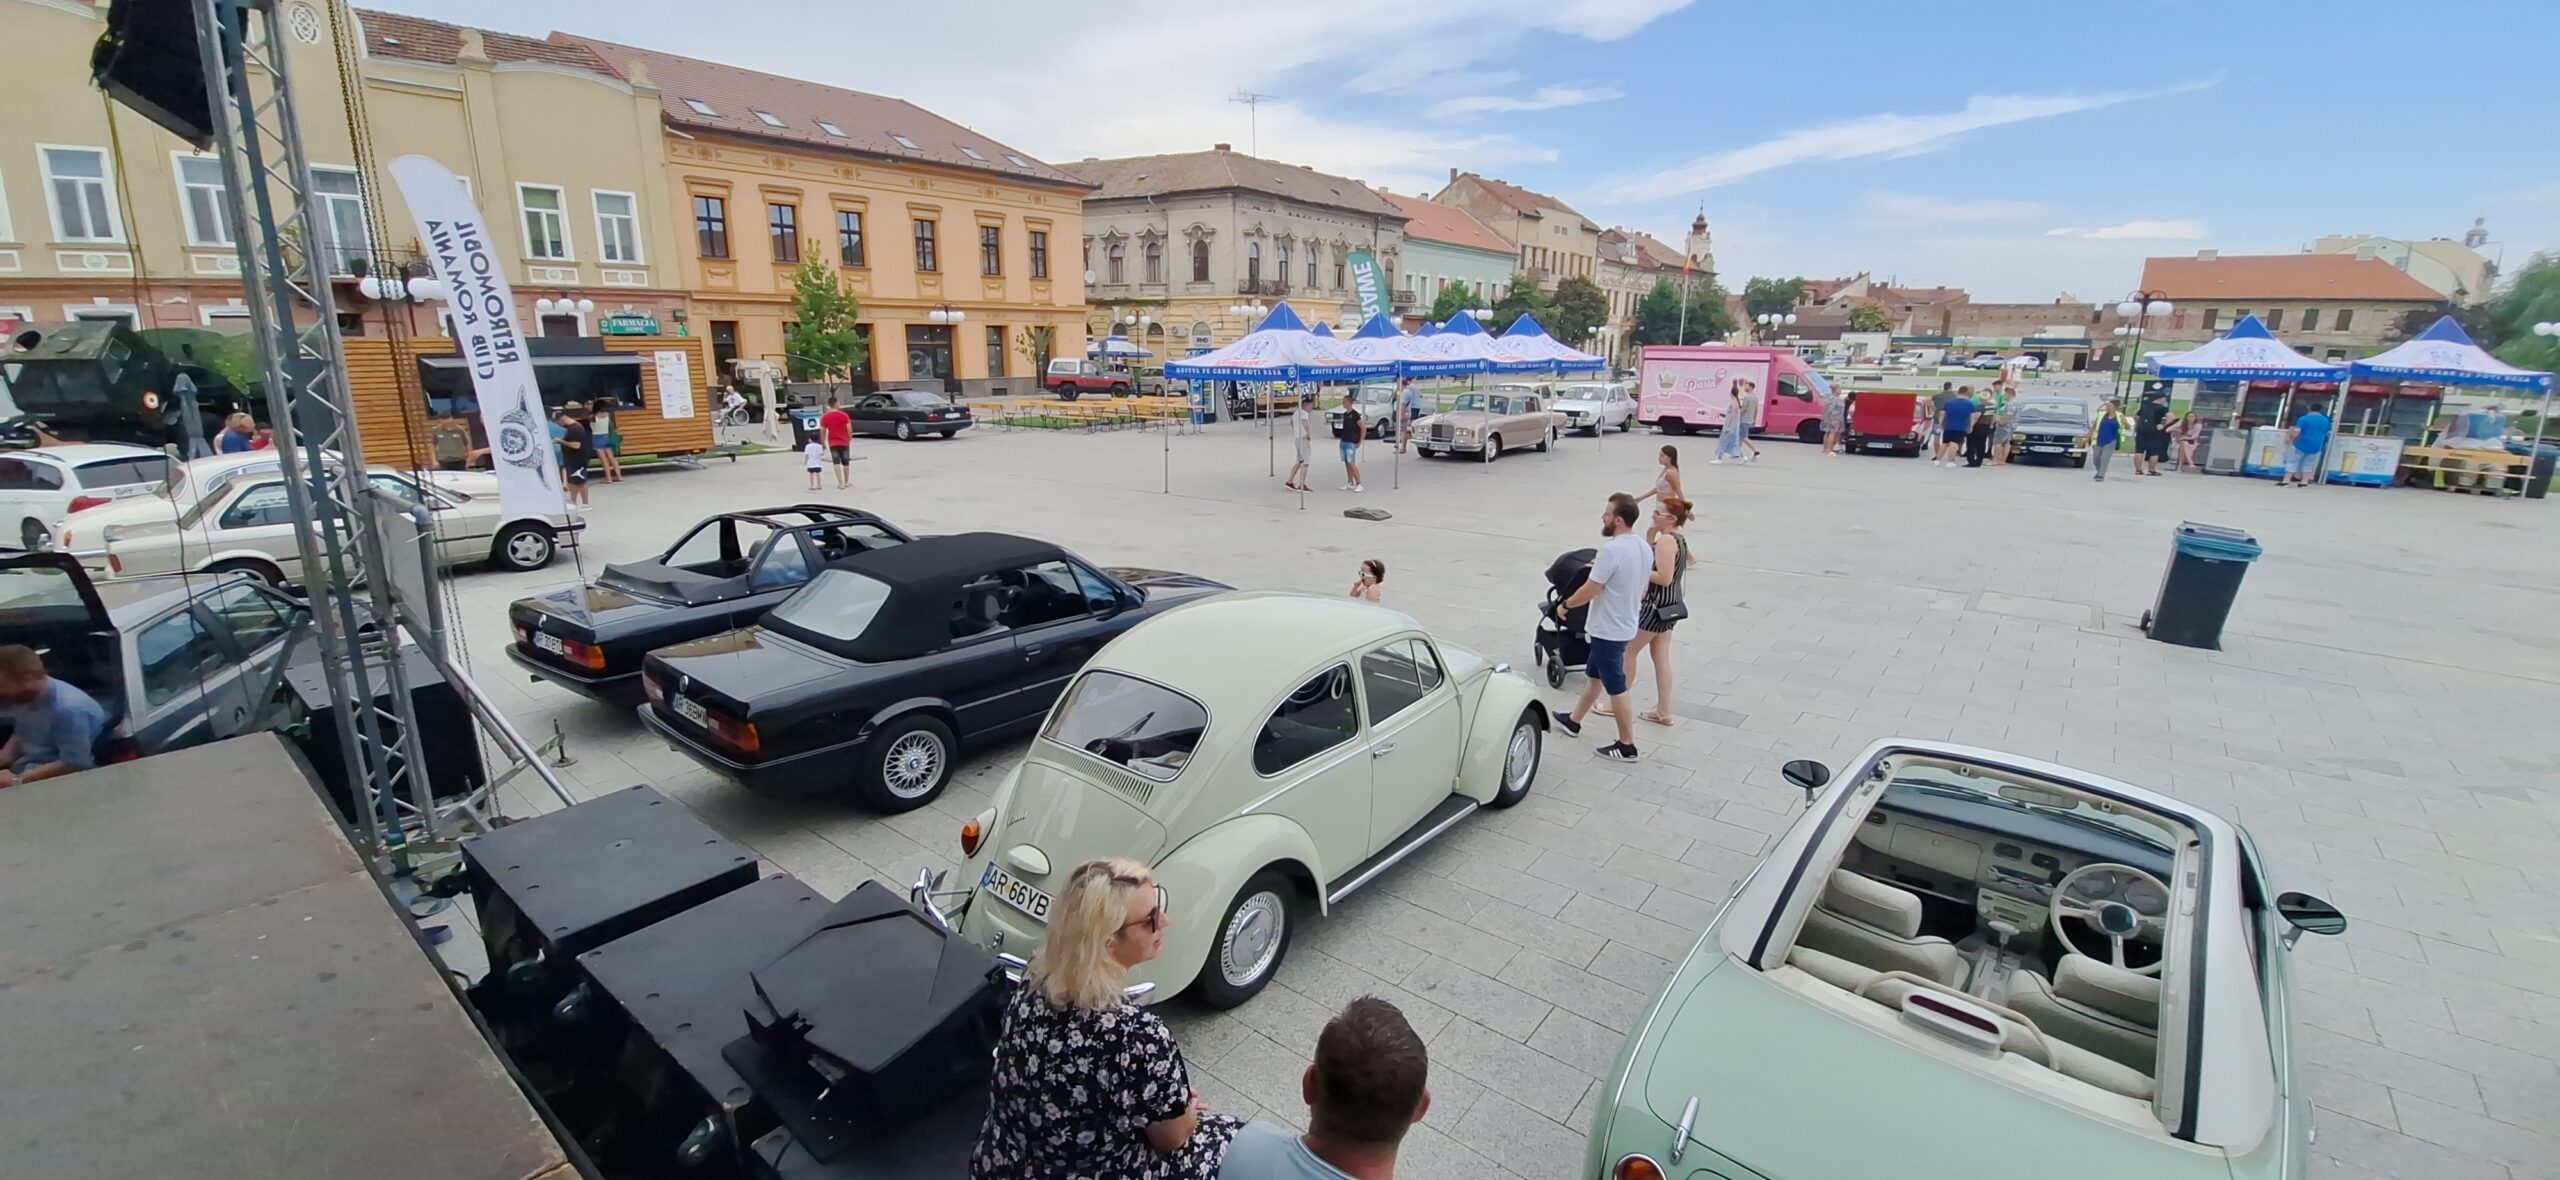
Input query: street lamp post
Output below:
<box><xmin>2111</xmin><ymin>292</ymin><xmax>2173</xmax><ymax>407</ymax></box>
<box><xmin>924</xmin><ymin>304</ymin><xmax>966</xmax><ymax>396</ymax></box>
<box><xmin>1754</xmin><ymin>312</ymin><xmax>1796</xmax><ymax>344</ymax></box>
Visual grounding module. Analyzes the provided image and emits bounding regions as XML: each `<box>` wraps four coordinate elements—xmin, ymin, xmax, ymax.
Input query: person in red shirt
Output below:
<box><xmin>818</xmin><ymin>396</ymin><xmax>854</xmax><ymax>488</ymax></box>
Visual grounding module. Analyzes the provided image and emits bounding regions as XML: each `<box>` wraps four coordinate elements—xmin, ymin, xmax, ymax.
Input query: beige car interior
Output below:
<box><xmin>1779</xmin><ymin>761</ymin><xmax>2186</xmax><ymax>1106</ymax></box>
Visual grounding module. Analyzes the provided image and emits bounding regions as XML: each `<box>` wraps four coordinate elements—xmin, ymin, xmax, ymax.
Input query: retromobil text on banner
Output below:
<box><xmin>386</xmin><ymin>155</ymin><xmax>566</xmax><ymax>520</ymax></box>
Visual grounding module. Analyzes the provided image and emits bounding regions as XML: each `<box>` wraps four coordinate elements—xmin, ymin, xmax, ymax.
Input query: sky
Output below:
<box><xmin>371</xmin><ymin>0</ymin><xmax>2559</xmax><ymax>303</ymax></box>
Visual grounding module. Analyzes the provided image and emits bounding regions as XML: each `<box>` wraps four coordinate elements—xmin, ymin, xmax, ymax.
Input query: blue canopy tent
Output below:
<box><xmin>2355</xmin><ymin>316</ymin><xmax>2557</xmax><ymax>489</ymax></box>
<box><xmin>1089</xmin><ymin>334</ymin><xmax>1152</xmax><ymax>358</ymax></box>
<box><xmin>1310</xmin><ymin>322</ymin><xmax>1336</xmax><ymax>338</ymax></box>
<box><xmin>1416</xmin><ymin>322</ymin><xmax>1443</xmax><ymax>337</ymax></box>
<box><xmin>1162</xmin><ymin>302</ymin><xmax>1395</xmax><ymax>383</ymax></box>
<box><xmin>1497</xmin><ymin>313</ymin><xmax>1608</xmax><ymax>374</ymax></box>
<box><xmin>1336</xmin><ymin>313</ymin><xmax>1486</xmax><ymax>378</ymax></box>
<box><xmin>2152</xmin><ymin>315</ymin><xmax>2345</xmax><ymax>383</ymax></box>
<box><xmin>1443</xmin><ymin>310</ymin><xmax>1490</xmax><ymax>336</ymax></box>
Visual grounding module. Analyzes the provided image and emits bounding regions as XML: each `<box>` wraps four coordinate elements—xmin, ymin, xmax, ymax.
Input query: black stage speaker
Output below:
<box><xmin>94</xmin><ymin>0</ymin><xmax>221</xmax><ymax>149</ymax></box>
<box><xmin>724</xmin><ymin>882</ymin><xmax>1006</xmax><ymax>1165</ymax></box>
<box><xmin>563</xmin><ymin>875</ymin><xmax>832</xmax><ymax>1178</ymax></box>
<box><xmin>283</xmin><ymin>644</ymin><xmax>486</xmax><ymax>827</ymax></box>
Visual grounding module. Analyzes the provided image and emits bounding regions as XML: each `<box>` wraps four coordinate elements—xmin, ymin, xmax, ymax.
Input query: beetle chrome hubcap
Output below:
<box><xmin>1505</xmin><ymin>723</ymin><xmax>1539</xmax><ymax>791</ymax></box>
<box><xmin>1220</xmin><ymin>891</ymin><xmax>1285</xmax><ymax>986</ymax></box>
<box><xmin>882</xmin><ymin>732</ymin><xmax>945</xmax><ymax>798</ymax></box>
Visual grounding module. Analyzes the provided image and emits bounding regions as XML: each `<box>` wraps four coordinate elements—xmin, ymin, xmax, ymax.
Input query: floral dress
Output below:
<box><xmin>970</xmin><ymin>986</ymin><xmax>1239</xmax><ymax>1180</ymax></box>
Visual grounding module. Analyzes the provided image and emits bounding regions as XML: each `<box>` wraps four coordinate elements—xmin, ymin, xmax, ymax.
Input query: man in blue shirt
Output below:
<box><xmin>0</xmin><ymin>645</ymin><xmax>108</xmax><ymax>786</ymax></box>
<box><xmin>1936</xmin><ymin>387</ymin><xmax>1977</xmax><ymax>467</ymax></box>
<box><xmin>2284</xmin><ymin>409</ymin><xmax>2332</xmax><ymax>487</ymax></box>
<box><xmin>1218</xmin><ymin>996</ymin><xmax>1429</xmax><ymax>1180</ymax></box>
<box><xmin>1394</xmin><ymin>378</ymin><xmax>1423</xmax><ymax>455</ymax></box>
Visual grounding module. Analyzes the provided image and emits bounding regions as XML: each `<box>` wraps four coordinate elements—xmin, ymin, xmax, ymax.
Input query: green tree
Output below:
<box><xmin>1632</xmin><ymin>278</ymin><xmax>1735</xmax><ymax>346</ymax></box>
<box><xmin>1741</xmin><ymin>275</ymin><xmax>1807</xmax><ymax>318</ymax></box>
<box><xmin>1630</xmin><ymin>279</ymin><xmax>1688</xmax><ymax>347</ymax></box>
<box><xmin>2485</xmin><ymin>253</ymin><xmax>2560</xmax><ymax>372</ymax></box>
<box><xmin>782</xmin><ymin>241</ymin><xmax>867</xmax><ymax>390</ymax></box>
<box><xmin>1846</xmin><ymin>303</ymin><xmax>1893</xmax><ymax>333</ymax></box>
<box><xmin>1683</xmin><ymin>281</ymin><xmax>1736</xmax><ymax>343</ymax></box>
<box><xmin>1488</xmin><ymin>271</ymin><xmax>1553</xmax><ymax>333</ymax></box>
<box><xmin>1428</xmin><ymin>281</ymin><xmax>1482</xmax><ymax>324</ymax></box>
<box><xmin>1547</xmin><ymin>275</ymin><xmax>1609</xmax><ymax>346</ymax></box>
<box><xmin>1014</xmin><ymin>325</ymin><xmax>1057</xmax><ymax>375</ymax></box>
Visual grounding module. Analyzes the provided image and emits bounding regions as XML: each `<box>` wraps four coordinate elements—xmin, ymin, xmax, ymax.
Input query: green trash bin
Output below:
<box><xmin>2142</xmin><ymin>522</ymin><xmax>2262</xmax><ymax>650</ymax></box>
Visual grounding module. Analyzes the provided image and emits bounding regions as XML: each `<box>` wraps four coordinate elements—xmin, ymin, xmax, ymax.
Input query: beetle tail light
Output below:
<box><xmin>1614</xmin><ymin>1155</ymin><xmax>1663</xmax><ymax>1180</ymax></box>
<box><xmin>960</xmin><ymin>818</ymin><xmax>984</xmax><ymax>857</ymax></box>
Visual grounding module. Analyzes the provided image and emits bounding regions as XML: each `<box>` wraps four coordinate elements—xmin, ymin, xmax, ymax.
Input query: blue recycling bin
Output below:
<box><xmin>2143</xmin><ymin>523</ymin><xmax>2263</xmax><ymax>650</ymax></box>
<box><xmin>789</xmin><ymin>406</ymin><xmax>824</xmax><ymax>447</ymax></box>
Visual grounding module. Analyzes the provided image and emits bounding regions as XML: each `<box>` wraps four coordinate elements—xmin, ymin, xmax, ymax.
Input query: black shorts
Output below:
<box><xmin>565</xmin><ymin>464</ymin><xmax>589</xmax><ymax>486</ymax></box>
<box><xmin>828</xmin><ymin>444</ymin><xmax>851</xmax><ymax>465</ymax></box>
<box><xmin>2137</xmin><ymin>430</ymin><xmax>2170</xmax><ymax>460</ymax></box>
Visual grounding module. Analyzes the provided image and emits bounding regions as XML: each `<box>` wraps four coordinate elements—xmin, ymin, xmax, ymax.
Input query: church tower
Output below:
<box><xmin>1685</xmin><ymin>209</ymin><xmax>1717</xmax><ymax>284</ymax></box>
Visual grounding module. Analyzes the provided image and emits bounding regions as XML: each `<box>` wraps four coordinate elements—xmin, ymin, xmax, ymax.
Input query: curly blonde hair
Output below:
<box><xmin>1025</xmin><ymin>857</ymin><xmax>1154</xmax><ymax>1011</ymax></box>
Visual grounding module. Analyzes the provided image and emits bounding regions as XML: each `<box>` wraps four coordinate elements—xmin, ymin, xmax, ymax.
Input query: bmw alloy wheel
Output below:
<box><xmin>505</xmin><ymin>529</ymin><xmax>553</xmax><ymax>568</ymax></box>
<box><xmin>881</xmin><ymin>730</ymin><xmax>946</xmax><ymax>799</ymax></box>
<box><xmin>1219</xmin><ymin>890</ymin><xmax>1287</xmax><ymax>987</ymax></box>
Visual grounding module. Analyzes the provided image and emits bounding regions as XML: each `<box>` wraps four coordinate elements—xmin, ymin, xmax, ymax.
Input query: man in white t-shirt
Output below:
<box><xmin>1551</xmin><ymin>492</ymin><xmax>1649</xmax><ymax>761</ymax></box>
<box><xmin>1284</xmin><ymin>399</ymin><xmax>1313</xmax><ymax>493</ymax></box>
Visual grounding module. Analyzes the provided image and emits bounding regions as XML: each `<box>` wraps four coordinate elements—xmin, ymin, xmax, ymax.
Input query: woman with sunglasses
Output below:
<box><xmin>973</xmin><ymin>858</ymin><xmax>1238</xmax><ymax>1180</ymax></box>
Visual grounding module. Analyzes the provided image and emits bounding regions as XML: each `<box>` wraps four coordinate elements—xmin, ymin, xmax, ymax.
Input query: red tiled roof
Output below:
<box><xmin>1381</xmin><ymin>192</ymin><xmax>1512</xmax><ymax>256</ymax></box>
<box><xmin>1444</xmin><ymin>173</ymin><xmax>1586</xmax><ymax>222</ymax></box>
<box><xmin>2140</xmin><ymin>253</ymin><xmax>2442</xmax><ymax>302</ymax></box>
<box><xmin>355</xmin><ymin>9</ymin><xmax>610</xmax><ymax>72</ymax></box>
<box><xmin>553</xmin><ymin>34</ymin><xmax>1088</xmax><ymax>190</ymax></box>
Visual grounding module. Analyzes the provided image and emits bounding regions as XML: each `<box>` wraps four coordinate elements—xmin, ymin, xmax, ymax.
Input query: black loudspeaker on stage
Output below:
<box><xmin>94</xmin><ymin>0</ymin><xmax>224</xmax><ymax>149</ymax></box>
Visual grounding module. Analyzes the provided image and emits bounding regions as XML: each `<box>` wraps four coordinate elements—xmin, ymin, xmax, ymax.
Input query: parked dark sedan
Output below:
<box><xmin>849</xmin><ymin>389</ymin><xmax>974</xmax><ymax>440</ymax></box>
<box><xmin>636</xmin><ymin>532</ymin><xmax>1225</xmax><ymax>810</ymax></box>
<box><xmin>506</xmin><ymin>506</ymin><xmax>912</xmax><ymax>705</ymax></box>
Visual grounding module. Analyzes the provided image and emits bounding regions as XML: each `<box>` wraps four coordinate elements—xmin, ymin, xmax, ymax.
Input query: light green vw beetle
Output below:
<box><xmin>1587</xmin><ymin>739</ymin><xmax>2348</xmax><ymax>1180</ymax></box>
<box><xmin>913</xmin><ymin>591</ymin><xmax>1547</xmax><ymax>1007</ymax></box>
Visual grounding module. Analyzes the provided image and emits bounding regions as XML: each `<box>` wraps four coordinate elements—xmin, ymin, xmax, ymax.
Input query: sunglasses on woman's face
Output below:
<box><xmin>1118</xmin><ymin>883</ymin><xmax>1171</xmax><ymax>933</ymax></box>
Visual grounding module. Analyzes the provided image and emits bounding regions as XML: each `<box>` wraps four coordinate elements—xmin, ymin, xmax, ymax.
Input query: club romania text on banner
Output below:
<box><xmin>387</xmin><ymin>155</ymin><xmax>565</xmax><ymax>520</ymax></box>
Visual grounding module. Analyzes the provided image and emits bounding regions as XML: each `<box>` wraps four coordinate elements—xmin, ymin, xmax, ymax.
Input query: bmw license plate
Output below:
<box><xmin>671</xmin><ymin>695</ymin><xmax>707</xmax><ymax>726</ymax></box>
<box><xmin>982</xmin><ymin>864</ymin><xmax>1053</xmax><ymax>922</ymax></box>
<box><xmin>533</xmin><ymin>631</ymin><xmax>565</xmax><ymax>655</ymax></box>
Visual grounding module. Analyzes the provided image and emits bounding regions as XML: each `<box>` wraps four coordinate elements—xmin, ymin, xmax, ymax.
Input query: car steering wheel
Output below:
<box><xmin>2047</xmin><ymin>862</ymin><xmax>2170</xmax><ymax>977</ymax></box>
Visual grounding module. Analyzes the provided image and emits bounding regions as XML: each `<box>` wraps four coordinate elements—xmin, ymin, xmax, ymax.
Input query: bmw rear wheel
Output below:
<box><xmin>895</xmin><ymin>420</ymin><xmax>914</xmax><ymax>440</ymax></box>
<box><xmin>1195</xmin><ymin>868</ymin><xmax>1295</xmax><ymax>1009</ymax></box>
<box><xmin>856</xmin><ymin>713</ymin><xmax>955</xmax><ymax>812</ymax></box>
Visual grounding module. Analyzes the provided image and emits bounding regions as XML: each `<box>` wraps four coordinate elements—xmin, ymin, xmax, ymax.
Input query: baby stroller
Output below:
<box><xmin>1534</xmin><ymin>547</ymin><xmax>1595</xmax><ymax>688</ymax></box>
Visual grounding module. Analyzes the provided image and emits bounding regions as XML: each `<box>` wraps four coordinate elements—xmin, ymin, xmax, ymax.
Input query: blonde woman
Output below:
<box><xmin>972</xmin><ymin>858</ymin><xmax>1238</xmax><ymax>1180</ymax></box>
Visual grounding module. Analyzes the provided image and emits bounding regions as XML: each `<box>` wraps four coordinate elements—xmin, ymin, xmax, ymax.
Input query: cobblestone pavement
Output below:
<box><xmin>442</xmin><ymin>418</ymin><xmax>2560</xmax><ymax>1180</ymax></box>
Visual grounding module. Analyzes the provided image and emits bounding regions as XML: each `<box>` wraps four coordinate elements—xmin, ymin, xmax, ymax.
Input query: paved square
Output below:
<box><xmin>443</xmin><ymin>418</ymin><xmax>2560</xmax><ymax>1180</ymax></box>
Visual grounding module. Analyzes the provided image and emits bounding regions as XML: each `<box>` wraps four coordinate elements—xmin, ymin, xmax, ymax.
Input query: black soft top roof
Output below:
<box><xmin>775</xmin><ymin>533</ymin><xmax>1067</xmax><ymax>662</ymax></box>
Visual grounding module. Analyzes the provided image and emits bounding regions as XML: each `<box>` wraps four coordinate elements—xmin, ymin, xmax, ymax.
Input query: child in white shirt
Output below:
<box><xmin>803</xmin><ymin>439</ymin><xmax>825</xmax><ymax>490</ymax></box>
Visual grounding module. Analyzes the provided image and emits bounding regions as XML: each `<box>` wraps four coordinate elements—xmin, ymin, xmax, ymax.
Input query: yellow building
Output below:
<box><xmin>0</xmin><ymin>1</ymin><xmax>687</xmax><ymax>339</ymax></box>
<box><xmin>559</xmin><ymin>35</ymin><xmax>1091</xmax><ymax>395</ymax></box>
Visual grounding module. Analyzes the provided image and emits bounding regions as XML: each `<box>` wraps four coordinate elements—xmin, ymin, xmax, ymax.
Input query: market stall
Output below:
<box><xmin>2350</xmin><ymin>316</ymin><xmax>2555</xmax><ymax>496</ymax></box>
<box><xmin>2152</xmin><ymin>316</ymin><xmax>2344</xmax><ymax>478</ymax></box>
<box><xmin>1495</xmin><ymin>314</ymin><xmax>1609</xmax><ymax>375</ymax></box>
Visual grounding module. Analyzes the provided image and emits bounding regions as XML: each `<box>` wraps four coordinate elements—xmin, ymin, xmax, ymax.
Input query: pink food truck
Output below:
<box><xmin>1635</xmin><ymin>346</ymin><xmax>1831</xmax><ymax>441</ymax></box>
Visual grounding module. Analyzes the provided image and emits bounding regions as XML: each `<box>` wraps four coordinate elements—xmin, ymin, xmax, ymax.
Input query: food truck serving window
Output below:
<box><xmin>414</xmin><ymin>352</ymin><xmax>647</xmax><ymax>415</ymax></box>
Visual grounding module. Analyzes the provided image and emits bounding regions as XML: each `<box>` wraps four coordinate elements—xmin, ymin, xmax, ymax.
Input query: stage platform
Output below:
<box><xmin>0</xmin><ymin>733</ymin><xmax>577</xmax><ymax>1180</ymax></box>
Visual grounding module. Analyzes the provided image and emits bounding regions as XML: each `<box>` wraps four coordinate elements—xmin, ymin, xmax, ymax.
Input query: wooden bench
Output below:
<box><xmin>2396</xmin><ymin>444</ymin><xmax>2533</xmax><ymax>495</ymax></box>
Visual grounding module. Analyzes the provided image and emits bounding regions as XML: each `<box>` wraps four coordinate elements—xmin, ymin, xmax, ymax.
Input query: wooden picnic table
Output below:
<box><xmin>2396</xmin><ymin>444</ymin><xmax>2534</xmax><ymax>494</ymax></box>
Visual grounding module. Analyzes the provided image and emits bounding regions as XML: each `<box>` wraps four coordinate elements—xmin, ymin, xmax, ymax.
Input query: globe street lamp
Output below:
<box><xmin>1754</xmin><ymin>312</ymin><xmax>1796</xmax><ymax>343</ymax></box>
<box><xmin>2112</xmin><ymin>292</ymin><xmax>2173</xmax><ymax>403</ymax></box>
<box><xmin>927</xmin><ymin>304</ymin><xmax>966</xmax><ymax>325</ymax></box>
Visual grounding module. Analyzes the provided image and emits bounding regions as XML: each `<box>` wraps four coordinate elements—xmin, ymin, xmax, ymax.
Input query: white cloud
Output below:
<box><xmin>1429</xmin><ymin>84</ymin><xmax>1625</xmax><ymax>120</ymax></box>
<box><xmin>1589</xmin><ymin>77</ymin><xmax>2220</xmax><ymax>205</ymax></box>
<box><xmin>374</xmin><ymin>0</ymin><xmax>1691</xmax><ymax>200</ymax></box>
<box><xmin>1861</xmin><ymin>191</ymin><xmax>2050</xmax><ymax>225</ymax></box>
<box><xmin>2046</xmin><ymin>220</ymin><xmax>2210</xmax><ymax>240</ymax></box>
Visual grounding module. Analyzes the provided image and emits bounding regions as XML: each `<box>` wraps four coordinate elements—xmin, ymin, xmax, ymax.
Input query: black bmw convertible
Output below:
<box><xmin>507</xmin><ymin>506</ymin><xmax>913</xmax><ymax>705</ymax></box>
<box><xmin>636</xmin><ymin>532</ymin><xmax>1225</xmax><ymax>810</ymax></box>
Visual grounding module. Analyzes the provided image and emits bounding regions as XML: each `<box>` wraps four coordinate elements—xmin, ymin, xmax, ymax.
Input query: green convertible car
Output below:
<box><xmin>1587</xmin><ymin>739</ymin><xmax>2348</xmax><ymax>1180</ymax></box>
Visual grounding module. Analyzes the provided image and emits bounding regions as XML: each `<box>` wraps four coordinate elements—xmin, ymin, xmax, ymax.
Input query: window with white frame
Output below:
<box><xmin>173</xmin><ymin>154</ymin><xmax>231</xmax><ymax>247</ymax></box>
<box><xmin>41</xmin><ymin>146</ymin><xmax>120</xmax><ymax>242</ymax></box>
<box><xmin>592</xmin><ymin>191</ymin><xmax>641</xmax><ymax>264</ymax></box>
<box><xmin>309</xmin><ymin>167</ymin><xmax>368</xmax><ymax>275</ymax></box>
<box><xmin>519</xmin><ymin>185</ymin><xmax>570</xmax><ymax>261</ymax></box>
<box><xmin>0</xmin><ymin>170</ymin><xmax>16</xmax><ymax>243</ymax></box>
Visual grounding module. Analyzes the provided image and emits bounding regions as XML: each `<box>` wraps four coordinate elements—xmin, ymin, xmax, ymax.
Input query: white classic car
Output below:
<box><xmin>1551</xmin><ymin>382</ymin><xmax>1637</xmax><ymax>435</ymax></box>
<box><xmin>914</xmin><ymin>593</ymin><xmax>1549</xmax><ymax>1007</ymax></box>
<box><xmin>68</xmin><ymin>451</ymin><xmax>580</xmax><ymax>584</ymax></box>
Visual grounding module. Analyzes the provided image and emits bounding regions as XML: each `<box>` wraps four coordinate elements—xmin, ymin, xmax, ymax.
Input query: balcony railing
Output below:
<box><xmin>1240</xmin><ymin>278</ymin><xmax>1290</xmax><ymax>297</ymax></box>
<box><xmin>1391</xmin><ymin>288</ymin><xmax>1417</xmax><ymax>310</ymax></box>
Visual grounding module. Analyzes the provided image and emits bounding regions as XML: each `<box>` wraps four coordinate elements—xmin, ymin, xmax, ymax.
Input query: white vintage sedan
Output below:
<box><xmin>1551</xmin><ymin>382</ymin><xmax>1637</xmax><ymax>435</ymax></box>
<box><xmin>86</xmin><ymin>460</ymin><xmax>580</xmax><ymax>584</ymax></box>
<box><xmin>913</xmin><ymin>592</ymin><xmax>1549</xmax><ymax>1007</ymax></box>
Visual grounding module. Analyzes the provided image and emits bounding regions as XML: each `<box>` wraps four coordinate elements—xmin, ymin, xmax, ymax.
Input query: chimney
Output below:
<box><xmin>1449</xmin><ymin>167</ymin><xmax>1459</xmax><ymax>182</ymax></box>
<box><xmin>2195</xmin><ymin>249</ymin><xmax>2219</xmax><ymax>261</ymax></box>
<box><xmin>1213</xmin><ymin>142</ymin><xmax>1231</xmax><ymax>152</ymax></box>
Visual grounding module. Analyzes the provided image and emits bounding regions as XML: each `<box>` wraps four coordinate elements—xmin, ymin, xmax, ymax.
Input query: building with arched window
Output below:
<box><xmin>1062</xmin><ymin>144</ymin><xmax>1407</xmax><ymax>350</ymax></box>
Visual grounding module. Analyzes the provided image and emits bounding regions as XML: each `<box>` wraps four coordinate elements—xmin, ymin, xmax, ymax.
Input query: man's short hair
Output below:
<box><xmin>1607</xmin><ymin>492</ymin><xmax>1640</xmax><ymax>528</ymax></box>
<box><xmin>1310</xmin><ymin>996</ymin><xmax>1427</xmax><ymax>1147</ymax></box>
<box><xmin>826</xmin><ymin>395</ymin><xmax>840</xmax><ymax>407</ymax></box>
<box><xmin>0</xmin><ymin>645</ymin><xmax>46</xmax><ymax>682</ymax></box>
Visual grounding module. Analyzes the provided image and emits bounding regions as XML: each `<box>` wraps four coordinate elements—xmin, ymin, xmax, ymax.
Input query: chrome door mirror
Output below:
<box><xmin>2275</xmin><ymin>891</ymin><xmax>2347</xmax><ymax>947</ymax></box>
<box><xmin>1780</xmin><ymin>758</ymin><xmax>1831</xmax><ymax>802</ymax></box>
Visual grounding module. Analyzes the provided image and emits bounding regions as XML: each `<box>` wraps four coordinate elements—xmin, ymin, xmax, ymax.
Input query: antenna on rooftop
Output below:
<box><xmin>1230</xmin><ymin>90</ymin><xmax>1277</xmax><ymax>156</ymax></box>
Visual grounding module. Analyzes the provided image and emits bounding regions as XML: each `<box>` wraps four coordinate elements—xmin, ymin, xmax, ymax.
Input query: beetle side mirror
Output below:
<box><xmin>2275</xmin><ymin>891</ymin><xmax>2347</xmax><ymax>948</ymax></box>
<box><xmin>1780</xmin><ymin>758</ymin><xmax>1831</xmax><ymax>802</ymax></box>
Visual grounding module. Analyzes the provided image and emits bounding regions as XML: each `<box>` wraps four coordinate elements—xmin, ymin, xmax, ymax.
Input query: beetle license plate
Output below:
<box><xmin>671</xmin><ymin>695</ymin><xmax>707</xmax><ymax>726</ymax></box>
<box><xmin>533</xmin><ymin>631</ymin><xmax>565</xmax><ymax>655</ymax></box>
<box><xmin>982</xmin><ymin>864</ymin><xmax>1053</xmax><ymax>922</ymax></box>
